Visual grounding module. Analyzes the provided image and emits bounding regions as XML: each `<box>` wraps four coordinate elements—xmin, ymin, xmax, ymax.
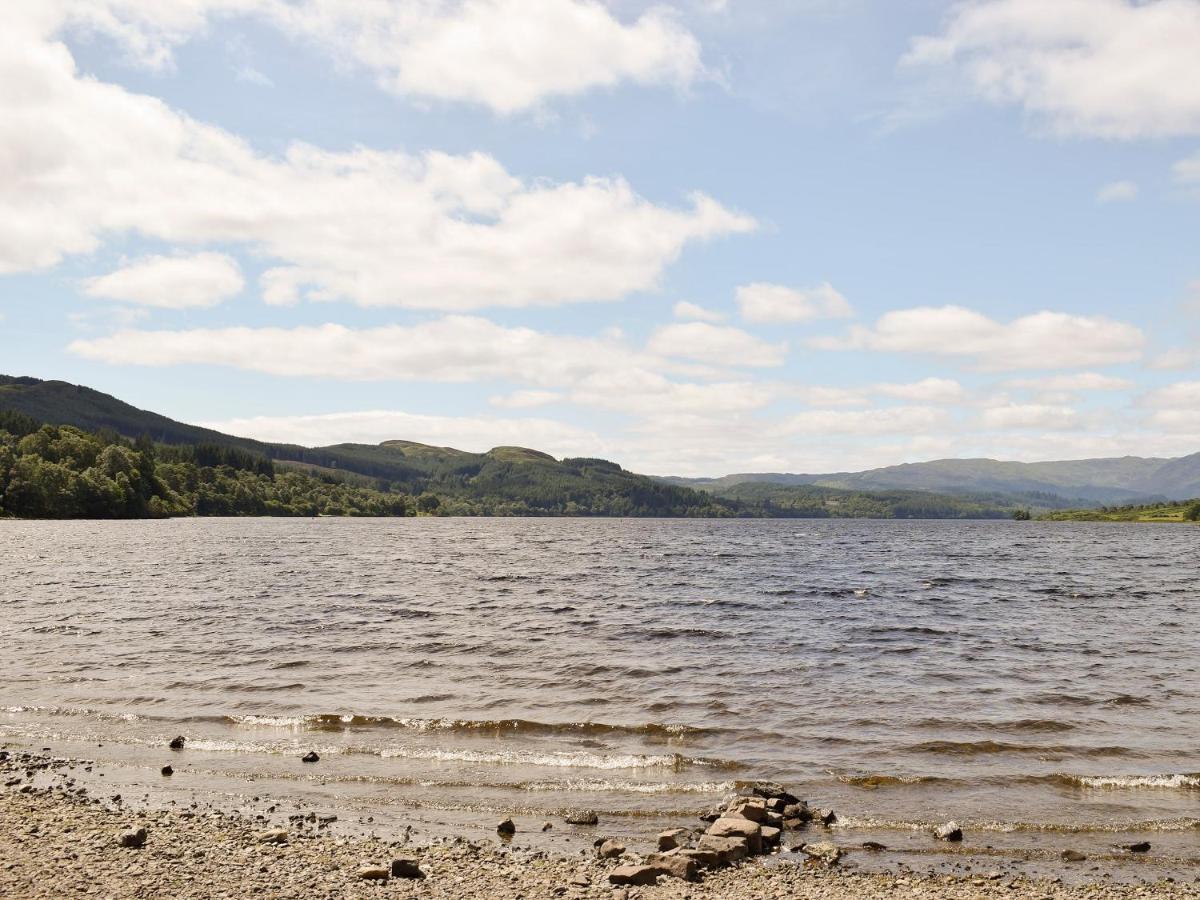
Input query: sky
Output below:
<box><xmin>2</xmin><ymin>0</ymin><xmax>1200</xmax><ymax>476</ymax></box>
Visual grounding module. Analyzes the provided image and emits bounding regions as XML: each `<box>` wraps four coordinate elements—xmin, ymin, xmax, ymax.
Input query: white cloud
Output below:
<box><xmin>489</xmin><ymin>389</ymin><xmax>563</xmax><ymax>409</ymax></box>
<box><xmin>1141</xmin><ymin>380</ymin><xmax>1200</xmax><ymax>408</ymax></box>
<box><xmin>1148</xmin><ymin>347</ymin><xmax>1200</xmax><ymax>370</ymax></box>
<box><xmin>1004</xmin><ymin>372</ymin><xmax>1133</xmax><ymax>392</ymax></box>
<box><xmin>672</xmin><ymin>300</ymin><xmax>725</xmax><ymax>322</ymax></box>
<box><xmin>779</xmin><ymin>406</ymin><xmax>949</xmax><ymax>437</ymax></box>
<box><xmin>50</xmin><ymin>0</ymin><xmax>706</xmax><ymax>114</ymax></box>
<box><xmin>1175</xmin><ymin>152</ymin><xmax>1200</xmax><ymax>183</ymax></box>
<box><xmin>81</xmin><ymin>252</ymin><xmax>244</xmax><ymax>308</ymax></box>
<box><xmin>905</xmin><ymin>0</ymin><xmax>1200</xmax><ymax>139</ymax></box>
<box><xmin>569</xmin><ymin>370</ymin><xmax>771</xmax><ymax>415</ymax></box>
<box><xmin>0</xmin><ymin>11</ymin><xmax>753</xmax><ymax>310</ymax></box>
<box><xmin>68</xmin><ymin>316</ymin><xmax>659</xmax><ymax>384</ymax></box>
<box><xmin>981</xmin><ymin>403</ymin><xmax>1081</xmax><ymax>430</ymax></box>
<box><xmin>737</xmin><ymin>281</ymin><xmax>853</xmax><ymax>323</ymax></box>
<box><xmin>202</xmin><ymin>408</ymin><xmax>602</xmax><ymax>456</ymax></box>
<box><xmin>647</xmin><ymin>322</ymin><xmax>787</xmax><ymax>366</ymax></box>
<box><xmin>812</xmin><ymin>305</ymin><xmax>1145</xmax><ymax>371</ymax></box>
<box><xmin>1096</xmin><ymin>180</ymin><xmax>1138</xmax><ymax>204</ymax></box>
<box><xmin>875</xmin><ymin>377</ymin><xmax>966</xmax><ymax>404</ymax></box>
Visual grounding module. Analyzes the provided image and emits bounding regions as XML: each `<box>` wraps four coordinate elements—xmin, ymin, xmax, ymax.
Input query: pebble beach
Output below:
<box><xmin>4</xmin><ymin>749</ymin><xmax>1196</xmax><ymax>900</ymax></box>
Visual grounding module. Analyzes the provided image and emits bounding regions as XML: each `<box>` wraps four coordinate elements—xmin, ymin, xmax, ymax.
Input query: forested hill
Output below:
<box><xmin>1</xmin><ymin>374</ymin><xmax>1025</xmax><ymax>520</ymax></box>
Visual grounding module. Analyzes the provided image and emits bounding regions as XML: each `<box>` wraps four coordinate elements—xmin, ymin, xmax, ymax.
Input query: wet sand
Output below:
<box><xmin>3</xmin><ymin>749</ymin><xmax>1197</xmax><ymax>900</ymax></box>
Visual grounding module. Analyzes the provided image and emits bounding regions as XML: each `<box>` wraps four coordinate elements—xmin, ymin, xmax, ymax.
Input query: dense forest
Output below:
<box><xmin>696</xmin><ymin>480</ymin><xmax>1015</xmax><ymax>519</ymax></box>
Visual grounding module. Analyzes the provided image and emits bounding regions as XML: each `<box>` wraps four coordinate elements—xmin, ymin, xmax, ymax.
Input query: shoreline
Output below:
<box><xmin>3</xmin><ymin>750</ymin><xmax>1197</xmax><ymax>899</ymax></box>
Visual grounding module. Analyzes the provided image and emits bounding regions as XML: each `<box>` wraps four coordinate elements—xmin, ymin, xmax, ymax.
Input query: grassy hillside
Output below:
<box><xmin>1040</xmin><ymin>500</ymin><xmax>1200</xmax><ymax>522</ymax></box>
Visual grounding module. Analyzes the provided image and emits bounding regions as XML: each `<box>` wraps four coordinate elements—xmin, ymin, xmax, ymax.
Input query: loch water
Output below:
<box><xmin>2</xmin><ymin>518</ymin><xmax>1197</xmax><ymax>871</ymax></box>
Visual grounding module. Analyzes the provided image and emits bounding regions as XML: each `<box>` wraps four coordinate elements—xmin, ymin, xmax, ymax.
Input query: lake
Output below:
<box><xmin>2</xmin><ymin>518</ymin><xmax>1197</xmax><ymax>875</ymax></box>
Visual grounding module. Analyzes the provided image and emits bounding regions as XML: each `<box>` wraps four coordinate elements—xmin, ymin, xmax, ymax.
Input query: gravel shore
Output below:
<box><xmin>3</xmin><ymin>752</ymin><xmax>1197</xmax><ymax>900</ymax></box>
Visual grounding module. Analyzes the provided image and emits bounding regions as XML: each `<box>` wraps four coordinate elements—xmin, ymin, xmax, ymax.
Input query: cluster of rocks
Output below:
<box><xmin>605</xmin><ymin>781</ymin><xmax>839</xmax><ymax>886</ymax></box>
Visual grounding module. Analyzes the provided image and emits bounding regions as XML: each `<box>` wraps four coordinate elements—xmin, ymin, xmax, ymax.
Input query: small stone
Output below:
<box><xmin>813</xmin><ymin>808</ymin><xmax>837</xmax><ymax>826</ymax></box>
<box><xmin>256</xmin><ymin>829</ymin><xmax>288</xmax><ymax>844</ymax></box>
<box><xmin>607</xmin><ymin>865</ymin><xmax>658</xmax><ymax>886</ymax></box>
<box><xmin>657</xmin><ymin>828</ymin><xmax>690</xmax><ymax>852</ymax></box>
<box><xmin>1062</xmin><ymin>850</ymin><xmax>1087</xmax><ymax>862</ymax></box>
<box><xmin>390</xmin><ymin>857</ymin><xmax>425</xmax><ymax>879</ymax></box>
<box><xmin>357</xmin><ymin>866</ymin><xmax>389</xmax><ymax>881</ymax></box>
<box><xmin>160</xmin><ymin>765</ymin><xmax>173</xmax><ymax>776</ymax></box>
<box><xmin>933</xmin><ymin>822</ymin><xmax>963</xmax><ymax>842</ymax></box>
<box><xmin>118</xmin><ymin>827</ymin><xmax>147</xmax><ymax>849</ymax></box>
<box><xmin>597</xmin><ymin>839</ymin><xmax>625</xmax><ymax>859</ymax></box>
<box><xmin>541</xmin><ymin>821</ymin><xmax>553</xmax><ymax>831</ymax></box>
<box><xmin>1122</xmin><ymin>842</ymin><xmax>1151</xmax><ymax>853</ymax></box>
<box><xmin>802</xmin><ymin>841</ymin><xmax>842</xmax><ymax>864</ymax></box>
<box><xmin>862</xmin><ymin>841</ymin><xmax>887</xmax><ymax>851</ymax></box>
<box><xmin>168</xmin><ymin>736</ymin><xmax>185</xmax><ymax>750</ymax></box>
<box><xmin>497</xmin><ymin>818</ymin><xmax>516</xmax><ymax>835</ymax></box>
<box><xmin>300</xmin><ymin>751</ymin><xmax>320</xmax><ymax>763</ymax></box>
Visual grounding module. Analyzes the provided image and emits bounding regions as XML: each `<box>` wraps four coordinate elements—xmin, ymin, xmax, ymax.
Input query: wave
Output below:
<box><xmin>835</xmin><ymin>772</ymin><xmax>945</xmax><ymax>789</ymax></box>
<box><xmin>907</xmin><ymin>740</ymin><xmax>1134</xmax><ymax>758</ymax></box>
<box><xmin>1053</xmin><ymin>773</ymin><xmax>1200</xmax><ymax>790</ymax></box>
<box><xmin>227</xmin><ymin>713</ymin><xmax>716</xmax><ymax>738</ymax></box>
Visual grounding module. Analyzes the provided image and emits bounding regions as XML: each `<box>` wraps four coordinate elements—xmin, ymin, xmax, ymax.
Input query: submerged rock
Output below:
<box><xmin>160</xmin><ymin>765</ymin><xmax>173</xmax><ymax>777</ymax></box>
<box><xmin>168</xmin><ymin>736</ymin><xmax>185</xmax><ymax>750</ymax></box>
<box><xmin>300</xmin><ymin>751</ymin><xmax>320</xmax><ymax>763</ymax></box>
<box><xmin>1122</xmin><ymin>842</ymin><xmax>1151</xmax><ymax>853</ymax></box>
<box><xmin>933</xmin><ymin>822</ymin><xmax>963</xmax><ymax>842</ymax></box>
<box><xmin>1062</xmin><ymin>849</ymin><xmax>1087</xmax><ymax>862</ymax></box>
<box><xmin>564</xmin><ymin>808</ymin><xmax>599</xmax><ymax>825</ymax></box>
<box><xmin>801</xmin><ymin>841</ymin><xmax>842</xmax><ymax>864</ymax></box>
<box><xmin>861</xmin><ymin>841</ymin><xmax>887</xmax><ymax>851</ymax></box>
<box><xmin>496</xmin><ymin>818</ymin><xmax>516</xmax><ymax>836</ymax></box>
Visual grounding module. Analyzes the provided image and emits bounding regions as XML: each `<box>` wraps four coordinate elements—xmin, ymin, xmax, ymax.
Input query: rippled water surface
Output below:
<box><xmin>2</xmin><ymin>518</ymin><xmax>1197</xmax><ymax>865</ymax></box>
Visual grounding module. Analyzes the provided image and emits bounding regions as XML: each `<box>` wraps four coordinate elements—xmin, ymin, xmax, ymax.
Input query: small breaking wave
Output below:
<box><xmin>227</xmin><ymin>713</ymin><xmax>715</xmax><ymax>738</ymax></box>
<box><xmin>1055</xmin><ymin>773</ymin><xmax>1200</xmax><ymax>790</ymax></box>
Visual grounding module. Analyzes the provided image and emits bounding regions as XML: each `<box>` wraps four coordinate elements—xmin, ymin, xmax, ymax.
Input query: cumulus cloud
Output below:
<box><xmin>48</xmin><ymin>0</ymin><xmax>706</xmax><ymax>113</ymax></box>
<box><xmin>1004</xmin><ymin>372</ymin><xmax>1133</xmax><ymax>392</ymax></box>
<box><xmin>672</xmin><ymin>300</ymin><xmax>725</xmax><ymax>322</ymax></box>
<box><xmin>489</xmin><ymin>389</ymin><xmax>563</xmax><ymax>409</ymax></box>
<box><xmin>905</xmin><ymin>0</ymin><xmax>1200</xmax><ymax>139</ymax></box>
<box><xmin>647</xmin><ymin>322</ymin><xmax>787</xmax><ymax>366</ymax></box>
<box><xmin>737</xmin><ymin>281</ymin><xmax>852</xmax><ymax>323</ymax></box>
<box><xmin>1096</xmin><ymin>180</ymin><xmax>1138</xmax><ymax>204</ymax></box>
<box><xmin>812</xmin><ymin>305</ymin><xmax>1144</xmax><ymax>370</ymax></box>
<box><xmin>81</xmin><ymin>252</ymin><xmax>244</xmax><ymax>308</ymax></box>
<box><xmin>981</xmin><ymin>403</ymin><xmax>1081</xmax><ymax>430</ymax></box>
<box><xmin>875</xmin><ymin>377</ymin><xmax>966</xmax><ymax>404</ymax></box>
<box><xmin>779</xmin><ymin>406</ymin><xmax>950</xmax><ymax>437</ymax></box>
<box><xmin>0</xmin><ymin>10</ymin><xmax>753</xmax><ymax>310</ymax></box>
<box><xmin>1175</xmin><ymin>152</ymin><xmax>1200</xmax><ymax>183</ymax></box>
<box><xmin>202</xmin><ymin>408</ymin><xmax>602</xmax><ymax>456</ymax></box>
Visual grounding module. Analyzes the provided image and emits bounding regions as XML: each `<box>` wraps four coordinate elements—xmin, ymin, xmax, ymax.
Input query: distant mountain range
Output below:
<box><xmin>3</xmin><ymin>374</ymin><xmax>1198</xmax><ymax>516</ymax></box>
<box><xmin>662</xmin><ymin>452</ymin><xmax>1200</xmax><ymax>507</ymax></box>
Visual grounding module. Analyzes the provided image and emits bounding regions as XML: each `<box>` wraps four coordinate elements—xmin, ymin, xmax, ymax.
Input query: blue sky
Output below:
<box><xmin>3</xmin><ymin>0</ymin><xmax>1200</xmax><ymax>475</ymax></box>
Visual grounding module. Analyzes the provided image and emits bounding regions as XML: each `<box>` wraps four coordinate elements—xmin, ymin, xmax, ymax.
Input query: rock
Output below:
<box><xmin>597</xmin><ymin>839</ymin><xmax>625</xmax><ymax>859</ymax></box>
<box><xmin>564</xmin><ymin>808</ymin><xmax>599</xmax><ymax>825</ymax></box>
<box><xmin>697</xmin><ymin>834</ymin><xmax>749</xmax><ymax>865</ymax></box>
<box><xmin>1062</xmin><ymin>850</ymin><xmax>1087</xmax><ymax>862</ymax></box>
<box><xmin>390</xmin><ymin>857</ymin><xmax>425</xmax><ymax>879</ymax></box>
<box><xmin>541</xmin><ymin>821</ymin><xmax>553</xmax><ymax>831</ymax></box>
<box><xmin>783</xmin><ymin>802</ymin><xmax>812</xmax><ymax>823</ymax></box>
<box><xmin>256</xmin><ymin>828</ymin><xmax>288</xmax><ymax>844</ymax></box>
<box><xmin>698</xmin><ymin>805</ymin><xmax>723</xmax><ymax>824</ymax></box>
<box><xmin>707</xmin><ymin>817</ymin><xmax>763</xmax><ymax>854</ymax></box>
<box><xmin>764</xmin><ymin>810</ymin><xmax>784</xmax><ymax>829</ymax></box>
<box><xmin>497</xmin><ymin>818</ymin><xmax>516</xmax><ymax>835</ymax></box>
<box><xmin>168</xmin><ymin>736</ymin><xmax>185</xmax><ymax>750</ymax></box>
<box><xmin>862</xmin><ymin>841</ymin><xmax>887</xmax><ymax>851</ymax></box>
<box><xmin>160</xmin><ymin>765</ymin><xmax>173</xmax><ymax>776</ymax></box>
<box><xmin>813</xmin><ymin>807</ymin><xmax>837</xmax><ymax>826</ymax></box>
<box><xmin>726</xmin><ymin>797</ymin><xmax>767</xmax><ymax>823</ymax></box>
<box><xmin>607</xmin><ymin>865</ymin><xmax>659</xmax><ymax>886</ymax></box>
<box><xmin>760</xmin><ymin>825</ymin><xmax>781</xmax><ymax>846</ymax></box>
<box><xmin>118</xmin><ymin>827</ymin><xmax>147</xmax><ymax>849</ymax></box>
<box><xmin>646</xmin><ymin>853</ymin><xmax>697</xmax><ymax>882</ymax></box>
<box><xmin>750</xmin><ymin>781</ymin><xmax>800</xmax><ymax>805</ymax></box>
<box><xmin>765</xmin><ymin>798</ymin><xmax>786</xmax><ymax>812</ymax></box>
<box><xmin>357</xmin><ymin>866</ymin><xmax>390</xmax><ymax>881</ymax></box>
<box><xmin>300</xmin><ymin>751</ymin><xmax>320</xmax><ymax>763</ymax></box>
<box><xmin>677</xmin><ymin>848</ymin><xmax>722</xmax><ymax>871</ymax></box>
<box><xmin>1122</xmin><ymin>842</ymin><xmax>1151</xmax><ymax>853</ymax></box>
<box><xmin>933</xmin><ymin>822</ymin><xmax>963</xmax><ymax>842</ymax></box>
<box><xmin>802</xmin><ymin>841</ymin><xmax>842</xmax><ymax>864</ymax></box>
<box><xmin>657</xmin><ymin>828</ymin><xmax>690</xmax><ymax>852</ymax></box>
